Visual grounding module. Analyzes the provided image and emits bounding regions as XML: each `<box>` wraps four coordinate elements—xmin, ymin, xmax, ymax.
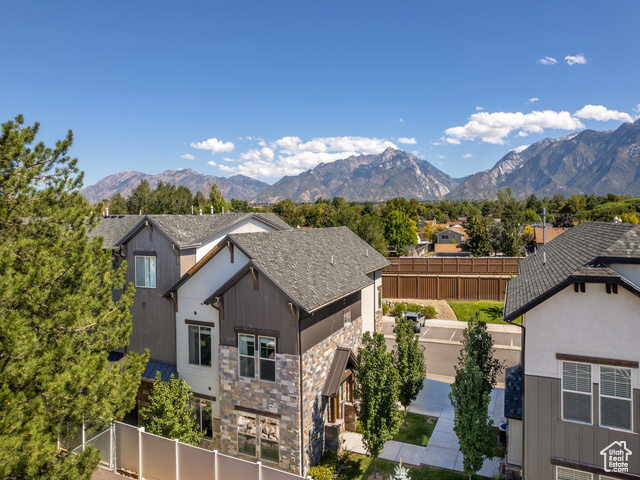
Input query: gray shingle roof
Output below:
<box><xmin>504</xmin><ymin>222</ymin><xmax>640</xmax><ymax>320</ymax></box>
<box><xmin>88</xmin><ymin>213</ymin><xmax>291</xmax><ymax>249</ymax></box>
<box><xmin>504</xmin><ymin>364</ymin><xmax>523</xmax><ymax>420</ymax></box>
<box><xmin>227</xmin><ymin>227</ymin><xmax>390</xmax><ymax>312</ymax></box>
<box><xmin>87</xmin><ymin>215</ymin><xmax>144</xmax><ymax>249</ymax></box>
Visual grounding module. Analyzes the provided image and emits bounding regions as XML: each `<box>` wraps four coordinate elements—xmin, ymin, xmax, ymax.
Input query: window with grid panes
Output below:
<box><xmin>562</xmin><ymin>362</ymin><xmax>592</xmax><ymax>424</ymax></box>
<box><xmin>600</xmin><ymin>366</ymin><xmax>632</xmax><ymax>430</ymax></box>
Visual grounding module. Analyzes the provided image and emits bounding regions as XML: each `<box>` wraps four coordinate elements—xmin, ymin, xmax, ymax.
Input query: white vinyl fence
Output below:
<box><xmin>70</xmin><ymin>421</ymin><xmax>307</xmax><ymax>480</ymax></box>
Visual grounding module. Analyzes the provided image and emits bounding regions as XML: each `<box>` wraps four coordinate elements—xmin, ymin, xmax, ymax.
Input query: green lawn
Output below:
<box><xmin>392</xmin><ymin>413</ymin><xmax>437</xmax><ymax>447</ymax></box>
<box><xmin>337</xmin><ymin>454</ymin><xmax>488</xmax><ymax>480</ymax></box>
<box><xmin>447</xmin><ymin>300</ymin><xmax>521</xmax><ymax>325</ymax></box>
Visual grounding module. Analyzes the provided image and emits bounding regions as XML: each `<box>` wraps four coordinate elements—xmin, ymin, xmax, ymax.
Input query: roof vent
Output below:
<box><xmin>366</xmin><ymin>248</ymin><xmax>369</xmax><ymax>257</ymax></box>
<box><xmin>331</xmin><ymin>255</ymin><xmax>335</xmax><ymax>265</ymax></box>
<box><xmin>211</xmin><ymin>206</ymin><xmax>213</xmax><ymax>214</ymax></box>
<box><xmin>543</xmin><ymin>251</ymin><xmax>546</xmax><ymax>265</ymax></box>
<box><xmin>105</xmin><ymin>207</ymin><xmax>109</xmax><ymax>216</ymax></box>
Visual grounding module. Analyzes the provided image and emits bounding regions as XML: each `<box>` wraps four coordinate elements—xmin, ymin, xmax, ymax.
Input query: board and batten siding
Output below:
<box><xmin>523</xmin><ymin>374</ymin><xmax>640</xmax><ymax>479</ymax></box>
<box><xmin>125</xmin><ymin>224</ymin><xmax>181</xmax><ymax>363</ymax></box>
<box><xmin>220</xmin><ymin>272</ymin><xmax>299</xmax><ymax>355</ymax></box>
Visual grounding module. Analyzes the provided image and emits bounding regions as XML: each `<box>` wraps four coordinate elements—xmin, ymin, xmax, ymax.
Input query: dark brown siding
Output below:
<box><xmin>220</xmin><ymin>272</ymin><xmax>299</xmax><ymax>355</ymax></box>
<box><xmin>300</xmin><ymin>292</ymin><xmax>361</xmax><ymax>352</ymax></box>
<box><xmin>125</xmin><ymin>225</ymin><xmax>180</xmax><ymax>363</ymax></box>
<box><xmin>523</xmin><ymin>374</ymin><xmax>640</xmax><ymax>479</ymax></box>
<box><xmin>179</xmin><ymin>248</ymin><xmax>197</xmax><ymax>276</ymax></box>
<box><xmin>382</xmin><ymin>274</ymin><xmax>508</xmax><ymax>301</ymax></box>
<box><xmin>384</xmin><ymin>257</ymin><xmax>522</xmax><ymax>275</ymax></box>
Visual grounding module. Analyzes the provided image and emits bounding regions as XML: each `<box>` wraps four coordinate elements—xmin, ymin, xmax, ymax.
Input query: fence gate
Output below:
<box><xmin>71</xmin><ymin>422</ymin><xmax>117</xmax><ymax>471</ymax></box>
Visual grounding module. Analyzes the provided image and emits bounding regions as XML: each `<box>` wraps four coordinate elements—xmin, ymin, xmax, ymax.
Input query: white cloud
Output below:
<box><xmin>446</xmin><ymin>137</ymin><xmax>461</xmax><ymax>145</ymax></box>
<box><xmin>438</xmin><ymin>155</ymin><xmax>446</xmax><ymax>159</ymax></box>
<box><xmin>190</xmin><ymin>137</ymin><xmax>235</xmax><ymax>154</ymax></box>
<box><xmin>181</xmin><ymin>153</ymin><xmax>195</xmax><ymax>160</ymax></box>
<box><xmin>512</xmin><ymin>145</ymin><xmax>530</xmax><ymax>153</ymax></box>
<box><xmin>517</xmin><ymin>131</ymin><xmax>529</xmax><ymax>137</ymax></box>
<box><xmin>476</xmin><ymin>106</ymin><xmax>484</xmax><ymax>111</ymax></box>
<box><xmin>412</xmin><ymin>150</ymin><xmax>420</xmax><ymax>156</ymax></box>
<box><xmin>574</xmin><ymin>104</ymin><xmax>633</xmax><ymax>123</ymax></box>
<box><xmin>219</xmin><ymin>164</ymin><xmax>235</xmax><ymax>172</ymax></box>
<box><xmin>397</xmin><ymin>137</ymin><xmax>417</xmax><ymax>145</ymax></box>
<box><xmin>463</xmin><ymin>153</ymin><xmax>473</xmax><ymax>159</ymax></box>
<box><xmin>526</xmin><ymin>97</ymin><xmax>539</xmax><ymax>104</ymax></box>
<box><xmin>565</xmin><ymin>54</ymin><xmax>587</xmax><ymax>65</ymax></box>
<box><xmin>226</xmin><ymin>136</ymin><xmax>397</xmax><ymax>178</ymax></box>
<box><xmin>398</xmin><ymin>118</ymin><xmax>404</xmax><ymax>123</ymax></box>
<box><xmin>445</xmin><ymin>109</ymin><xmax>584</xmax><ymax>144</ymax></box>
<box><xmin>207</xmin><ymin>161</ymin><xmax>217</xmax><ymax>167</ymax></box>
<box><xmin>538</xmin><ymin>56</ymin><xmax>558</xmax><ymax>65</ymax></box>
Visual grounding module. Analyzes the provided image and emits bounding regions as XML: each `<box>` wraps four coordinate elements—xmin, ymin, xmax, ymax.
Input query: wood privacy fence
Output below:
<box><xmin>382</xmin><ymin>274</ymin><xmax>511</xmax><ymax>301</ymax></box>
<box><xmin>383</xmin><ymin>257</ymin><xmax>522</xmax><ymax>275</ymax></box>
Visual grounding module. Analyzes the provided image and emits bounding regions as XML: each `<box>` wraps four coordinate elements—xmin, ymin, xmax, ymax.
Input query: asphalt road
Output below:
<box><xmin>383</xmin><ymin>321</ymin><xmax>522</xmax><ymax>384</ymax></box>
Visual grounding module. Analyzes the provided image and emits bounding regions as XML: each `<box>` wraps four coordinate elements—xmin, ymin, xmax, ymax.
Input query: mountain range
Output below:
<box><xmin>82</xmin><ymin>119</ymin><xmax>640</xmax><ymax>203</ymax></box>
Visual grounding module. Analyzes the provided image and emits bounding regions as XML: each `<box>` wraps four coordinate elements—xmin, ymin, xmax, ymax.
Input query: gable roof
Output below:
<box><xmin>87</xmin><ymin>215</ymin><xmax>144</xmax><ymax>249</ymax></box>
<box><xmin>88</xmin><ymin>213</ymin><xmax>291</xmax><ymax>250</ymax></box>
<box><xmin>207</xmin><ymin>227</ymin><xmax>390</xmax><ymax>313</ymax></box>
<box><xmin>504</xmin><ymin>222</ymin><xmax>640</xmax><ymax>321</ymax></box>
<box><xmin>322</xmin><ymin>348</ymin><xmax>358</xmax><ymax>398</ymax></box>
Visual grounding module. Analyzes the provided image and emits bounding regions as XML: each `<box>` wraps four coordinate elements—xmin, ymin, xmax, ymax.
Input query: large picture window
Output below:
<box><xmin>190</xmin><ymin>397</ymin><xmax>213</xmax><ymax>439</ymax></box>
<box><xmin>188</xmin><ymin>325</ymin><xmax>211</xmax><ymax>367</ymax></box>
<box><xmin>135</xmin><ymin>255</ymin><xmax>156</xmax><ymax>288</ymax></box>
<box><xmin>239</xmin><ymin>334</ymin><xmax>255</xmax><ymax>378</ymax></box>
<box><xmin>562</xmin><ymin>361</ymin><xmax>592</xmax><ymax>424</ymax></box>
<box><xmin>237</xmin><ymin>412</ymin><xmax>279</xmax><ymax>463</ymax></box>
<box><xmin>600</xmin><ymin>366</ymin><xmax>632</xmax><ymax>430</ymax></box>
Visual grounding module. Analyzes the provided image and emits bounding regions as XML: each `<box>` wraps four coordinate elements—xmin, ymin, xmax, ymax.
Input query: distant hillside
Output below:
<box><xmin>81</xmin><ymin>169</ymin><xmax>268</xmax><ymax>203</ymax></box>
<box><xmin>252</xmin><ymin>148</ymin><xmax>459</xmax><ymax>203</ymax></box>
<box><xmin>446</xmin><ymin>119</ymin><xmax>640</xmax><ymax>199</ymax></box>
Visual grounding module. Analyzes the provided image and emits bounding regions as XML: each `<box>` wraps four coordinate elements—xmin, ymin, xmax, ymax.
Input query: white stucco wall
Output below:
<box><xmin>361</xmin><ymin>271</ymin><xmax>383</xmax><ymax>334</ymax></box>
<box><xmin>176</xmin><ymin>246</ymin><xmax>249</xmax><ymax>418</ymax></box>
<box><xmin>524</xmin><ymin>281</ymin><xmax>640</xmax><ymax>386</ymax></box>
<box><xmin>195</xmin><ymin>218</ymin><xmax>280</xmax><ymax>261</ymax></box>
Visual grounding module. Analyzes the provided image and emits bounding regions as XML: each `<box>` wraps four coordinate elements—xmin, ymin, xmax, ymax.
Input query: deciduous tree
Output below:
<box><xmin>0</xmin><ymin>115</ymin><xmax>147</xmax><ymax>480</ymax></box>
<box><xmin>355</xmin><ymin>332</ymin><xmax>402</xmax><ymax>475</ymax></box>
<box><xmin>384</xmin><ymin>210</ymin><xmax>417</xmax><ymax>253</ymax></box>
<box><xmin>465</xmin><ymin>215</ymin><xmax>492</xmax><ymax>257</ymax></box>
<box><xmin>393</xmin><ymin>318</ymin><xmax>426</xmax><ymax>418</ymax></box>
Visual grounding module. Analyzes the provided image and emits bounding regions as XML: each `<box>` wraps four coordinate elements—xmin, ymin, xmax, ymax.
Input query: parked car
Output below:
<box><xmin>405</xmin><ymin>311</ymin><xmax>425</xmax><ymax>333</ymax></box>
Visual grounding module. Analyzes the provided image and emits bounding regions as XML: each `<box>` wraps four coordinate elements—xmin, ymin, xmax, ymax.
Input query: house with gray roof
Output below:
<box><xmin>88</xmin><ymin>213</ymin><xmax>291</xmax><ymax>422</ymax></box>
<box><xmin>503</xmin><ymin>222</ymin><xmax>640</xmax><ymax>480</ymax></box>
<box><xmin>164</xmin><ymin>227</ymin><xmax>389</xmax><ymax>475</ymax></box>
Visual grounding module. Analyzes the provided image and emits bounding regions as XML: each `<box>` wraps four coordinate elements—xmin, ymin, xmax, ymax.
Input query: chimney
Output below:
<box><xmin>105</xmin><ymin>207</ymin><xmax>109</xmax><ymax>216</ymax></box>
<box><xmin>199</xmin><ymin>209</ymin><xmax>203</xmax><ymax>216</ymax></box>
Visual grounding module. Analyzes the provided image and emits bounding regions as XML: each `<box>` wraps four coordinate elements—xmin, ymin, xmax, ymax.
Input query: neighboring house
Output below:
<box><xmin>88</xmin><ymin>213</ymin><xmax>291</xmax><ymax>414</ymax></box>
<box><xmin>164</xmin><ymin>227</ymin><xmax>388</xmax><ymax>475</ymax></box>
<box><xmin>435</xmin><ymin>226</ymin><xmax>468</xmax><ymax>245</ymax></box>
<box><xmin>503</xmin><ymin>222</ymin><xmax>640</xmax><ymax>480</ymax></box>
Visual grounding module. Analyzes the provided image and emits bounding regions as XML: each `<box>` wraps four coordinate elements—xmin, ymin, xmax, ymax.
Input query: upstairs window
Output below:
<box><xmin>343</xmin><ymin>310</ymin><xmax>351</xmax><ymax>327</ymax></box>
<box><xmin>135</xmin><ymin>255</ymin><xmax>156</xmax><ymax>288</ymax></box>
<box><xmin>259</xmin><ymin>336</ymin><xmax>276</xmax><ymax>382</ymax></box>
<box><xmin>562</xmin><ymin>361</ymin><xmax>592</xmax><ymax>424</ymax></box>
<box><xmin>188</xmin><ymin>325</ymin><xmax>211</xmax><ymax>367</ymax></box>
<box><xmin>239</xmin><ymin>334</ymin><xmax>255</xmax><ymax>378</ymax></box>
<box><xmin>600</xmin><ymin>366</ymin><xmax>632</xmax><ymax>430</ymax></box>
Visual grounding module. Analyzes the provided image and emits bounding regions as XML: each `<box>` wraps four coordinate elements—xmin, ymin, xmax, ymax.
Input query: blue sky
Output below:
<box><xmin>2</xmin><ymin>1</ymin><xmax>639</xmax><ymax>187</ymax></box>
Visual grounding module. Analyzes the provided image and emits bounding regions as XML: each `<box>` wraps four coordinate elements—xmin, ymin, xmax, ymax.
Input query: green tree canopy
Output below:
<box><xmin>126</xmin><ymin>179</ymin><xmax>152</xmax><ymax>214</ymax></box>
<box><xmin>384</xmin><ymin>210</ymin><xmax>417</xmax><ymax>252</ymax></box>
<box><xmin>355</xmin><ymin>332</ymin><xmax>402</xmax><ymax>475</ymax></box>
<box><xmin>393</xmin><ymin>318</ymin><xmax>427</xmax><ymax>416</ymax></box>
<box><xmin>465</xmin><ymin>215</ymin><xmax>492</xmax><ymax>257</ymax></box>
<box><xmin>208</xmin><ymin>183</ymin><xmax>230</xmax><ymax>213</ymax></box>
<box><xmin>0</xmin><ymin>115</ymin><xmax>147</xmax><ymax>480</ymax></box>
<box><xmin>141</xmin><ymin>372</ymin><xmax>204</xmax><ymax>445</ymax></box>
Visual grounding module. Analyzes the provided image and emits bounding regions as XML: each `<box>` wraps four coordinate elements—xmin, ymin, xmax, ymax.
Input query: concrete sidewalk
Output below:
<box><xmin>344</xmin><ymin>379</ymin><xmax>505</xmax><ymax>477</ymax></box>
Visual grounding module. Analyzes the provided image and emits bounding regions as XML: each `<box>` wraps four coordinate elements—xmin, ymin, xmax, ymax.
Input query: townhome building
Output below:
<box><xmin>503</xmin><ymin>222</ymin><xmax>640</xmax><ymax>480</ymax></box>
<box><xmin>164</xmin><ymin>226</ymin><xmax>388</xmax><ymax>475</ymax></box>
<box><xmin>88</xmin><ymin>213</ymin><xmax>291</xmax><ymax>413</ymax></box>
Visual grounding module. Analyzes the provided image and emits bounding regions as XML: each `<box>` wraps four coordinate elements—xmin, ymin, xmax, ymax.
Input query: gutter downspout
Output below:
<box><xmin>297</xmin><ymin>307</ymin><xmax>304</xmax><ymax>477</ymax></box>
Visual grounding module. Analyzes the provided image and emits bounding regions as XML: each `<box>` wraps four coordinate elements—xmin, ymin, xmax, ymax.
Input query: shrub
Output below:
<box><xmin>421</xmin><ymin>306</ymin><xmax>436</xmax><ymax>319</ymax></box>
<box><xmin>319</xmin><ymin>450</ymin><xmax>339</xmax><ymax>470</ymax></box>
<box><xmin>309</xmin><ymin>465</ymin><xmax>333</xmax><ymax>480</ymax></box>
<box><xmin>407</xmin><ymin>303</ymin><xmax>422</xmax><ymax>312</ymax></box>
<box><xmin>382</xmin><ymin>303</ymin><xmax>390</xmax><ymax>315</ymax></box>
<box><xmin>393</xmin><ymin>302</ymin><xmax>407</xmax><ymax>317</ymax></box>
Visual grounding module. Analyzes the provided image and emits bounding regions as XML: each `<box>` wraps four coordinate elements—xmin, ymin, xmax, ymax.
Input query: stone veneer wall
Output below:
<box><xmin>374</xmin><ymin>309</ymin><xmax>383</xmax><ymax>334</ymax></box>
<box><xmin>219</xmin><ymin>345</ymin><xmax>302</xmax><ymax>474</ymax></box>
<box><xmin>301</xmin><ymin>316</ymin><xmax>363</xmax><ymax>474</ymax></box>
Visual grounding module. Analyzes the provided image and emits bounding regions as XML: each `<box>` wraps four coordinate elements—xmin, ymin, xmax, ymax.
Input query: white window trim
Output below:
<box><xmin>561</xmin><ymin>361</ymin><xmax>592</xmax><ymax>425</ymax></box>
<box><xmin>238</xmin><ymin>333</ymin><xmax>255</xmax><ymax>379</ymax></box>
<box><xmin>598</xmin><ymin>365</ymin><xmax>633</xmax><ymax>432</ymax></box>
<box><xmin>188</xmin><ymin>325</ymin><xmax>212</xmax><ymax>368</ymax></box>
<box><xmin>134</xmin><ymin>255</ymin><xmax>156</xmax><ymax>289</ymax></box>
<box><xmin>258</xmin><ymin>335</ymin><xmax>276</xmax><ymax>383</ymax></box>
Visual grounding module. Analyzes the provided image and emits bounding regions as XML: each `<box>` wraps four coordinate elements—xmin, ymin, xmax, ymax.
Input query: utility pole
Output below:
<box><xmin>543</xmin><ymin>207</ymin><xmax>547</xmax><ymax>245</ymax></box>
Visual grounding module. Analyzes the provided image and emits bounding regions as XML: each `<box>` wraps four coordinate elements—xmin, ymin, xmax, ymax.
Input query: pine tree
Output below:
<box><xmin>393</xmin><ymin>317</ymin><xmax>426</xmax><ymax>419</ymax></box>
<box><xmin>0</xmin><ymin>116</ymin><xmax>148</xmax><ymax>480</ymax></box>
<box><xmin>141</xmin><ymin>372</ymin><xmax>204</xmax><ymax>445</ymax></box>
<box><xmin>355</xmin><ymin>332</ymin><xmax>402</xmax><ymax>475</ymax></box>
